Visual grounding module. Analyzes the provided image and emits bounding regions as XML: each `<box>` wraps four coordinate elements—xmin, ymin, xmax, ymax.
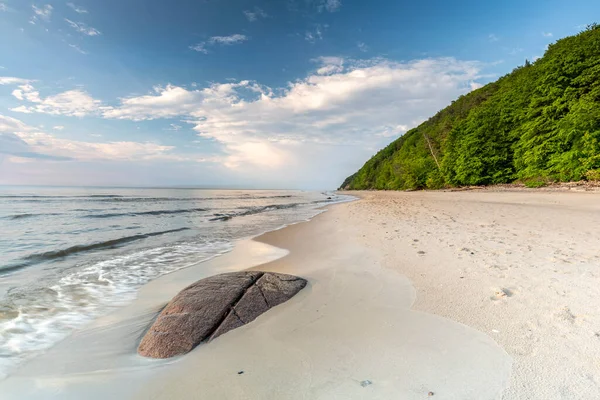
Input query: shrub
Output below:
<box><xmin>522</xmin><ymin>177</ymin><xmax>549</xmax><ymax>188</ymax></box>
<box><xmin>585</xmin><ymin>169</ymin><xmax>600</xmax><ymax>181</ymax></box>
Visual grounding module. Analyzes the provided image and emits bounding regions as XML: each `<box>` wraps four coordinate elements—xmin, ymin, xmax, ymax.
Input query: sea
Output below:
<box><xmin>0</xmin><ymin>186</ymin><xmax>351</xmax><ymax>380</ymax></box>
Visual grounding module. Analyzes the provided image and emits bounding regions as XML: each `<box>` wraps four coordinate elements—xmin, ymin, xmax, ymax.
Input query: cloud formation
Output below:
<box><xmin>305</xmin><ymin>25</ymin><xmax>326</xmax><ymax>42</ymax></box>
<box><xmin>66</xmin><ymin>3</ymin><xmax>88</xmax><ymax>14</ymax></box>
<box><xmin>357</xmin><ymin>42</ymin><xmax>368</xmax><ymax>52</ymax></box>
<box><xmin>0</xmin><ymin>114</ymin><xmax>175</xmax><ymax>163</ymax></box>
<box><xmin>190</xmin><ymin>34</ymin><xmax>248</xmax><ymax>54</ymax></box>
<box><xmin>68</xmin><ymin>43</ymin><xmax>88</xmax><ymax>54</ymax></box>
<box><xmin>209</xmin><ymin>34</ymin><xmax>248</xmax><ymax>45</ymax></box>
<box><xmin>1</xmin><ymin>57</ymin><xmax>482</xmax><ymax>186</ymax></box>
<box><xmin>30</xmin><ymin>4</ymin><xmax>52</xmax><ymax>24</ymax></box>
<box><xmin>9</xmin><ymin>82</ymin><xmax>104</xmax><ymax>117</ymax></box>
<box><xmin>102</xmin><ymin>57</ymin><xmax>481</xmax><ymax>174</ymax></box>
<box><xmin>314</xmin><ymin>56</ymin><xmax>344</xmax><ymax>75</ymax></box>
<box><xmin>244</xmin><ymin>7</ymin><xmax>267</xmax><ymax>22</ymax></box>
<box><xmin>65</xmin><ymin>19</ymin><xmax>101</xmax><ymax>36</ymax></box>
<box><xmin>0</xmin><ymin>116</ymin><xmax>69</xmax><ymax>161</ymax></box>
<box><xmin>318</xmin><ymin>0</ymin><xmax>341</xmax><ymax>12</ymax></box>
<box><xmin>0</xmin><ymin>77</ymin><xmax>31</xmax><ymax>85</ymax></box>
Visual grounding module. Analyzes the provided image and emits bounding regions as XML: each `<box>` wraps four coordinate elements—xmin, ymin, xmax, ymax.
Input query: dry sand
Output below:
<box><xmin>3</xmin><ymin>190</ymin><xmax>600</xmax><ymax>399</ymax></box>
<box><xmin>339</xmin><ymin>190</ymin><xmax>600</xmax><ymax>399</ymax></box>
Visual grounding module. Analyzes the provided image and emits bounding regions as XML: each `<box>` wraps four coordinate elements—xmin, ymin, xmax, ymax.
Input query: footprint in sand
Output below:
<box><xmin>490</xmin><ymin>287</ymin><xmax>514</xmax><ymax>301</ymax></box>
<box><xmin>556</xmin><ymin>306</ymin><xmax>577</xmax><ymax>324</ymax></box>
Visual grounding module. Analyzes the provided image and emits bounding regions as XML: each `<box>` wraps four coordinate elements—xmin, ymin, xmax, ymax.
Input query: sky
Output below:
<box><xmin>0</xmin><ymin>0</ymin><xmax>597</xmax><ymax>189</ymax></box>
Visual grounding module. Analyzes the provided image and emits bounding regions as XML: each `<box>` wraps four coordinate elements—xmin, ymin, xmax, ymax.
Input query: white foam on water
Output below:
<box><xmin>0</xmin><ymin>240</ymin><xmax>233</xmax><ymax>380</ymax></box>
<box><xmin>0</xmin><ymin>191</ymin><xmax>356</xmax><ymax>381</ymax></box>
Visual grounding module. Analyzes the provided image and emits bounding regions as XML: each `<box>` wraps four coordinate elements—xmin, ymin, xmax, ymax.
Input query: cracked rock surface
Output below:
<box><xmin>138</xmin><ymin>271</ymin><xmax>307</xmax><ymax>359</ymax></box>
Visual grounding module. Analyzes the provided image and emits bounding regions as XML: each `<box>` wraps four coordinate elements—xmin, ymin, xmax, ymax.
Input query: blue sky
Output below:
<box><xmin>0</xmin><ymin>0</ymin><xmax>597</xmax><ymax>189</ymax></box>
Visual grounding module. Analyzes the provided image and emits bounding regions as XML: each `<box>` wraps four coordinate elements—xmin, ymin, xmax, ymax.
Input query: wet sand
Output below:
<box><xmin>4</xmin><ymin>190</ymin><xmax>599</xmax><ymax>399</ymax></box>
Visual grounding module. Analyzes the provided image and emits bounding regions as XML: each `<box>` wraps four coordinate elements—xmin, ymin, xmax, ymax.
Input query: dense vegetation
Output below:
<box><xmin>341</xmin><ymin>24</ymin><xmax>600</xmax><ymax>190</ymax></box>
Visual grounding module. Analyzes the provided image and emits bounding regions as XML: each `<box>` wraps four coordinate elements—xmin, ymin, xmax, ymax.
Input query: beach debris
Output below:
<box><xmin>428</xmin><ymin>391</ymin><xmax>435</xmax><ymax>396</ymax></box>
<box><xmin>360</xmin><ymin>380</ymin><xmax>372</xmax><ymax>387</ymax></box>
<box><xmin>138</xmin><ymin>271</ymin><xmax>307</xmax><ymax>358</ymax></box>
<box><xmin>417</xmin><ymin>251</ymin><xmax>426</xmax><ymax>255</ymax></box>
<box><xmin>238</xmin><ymin>371</ymin><xmax>244</xmax><ymax>375</ymax></box>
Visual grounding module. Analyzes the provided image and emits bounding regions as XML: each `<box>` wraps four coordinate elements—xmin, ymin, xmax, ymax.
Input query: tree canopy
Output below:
<box><xmin>341</xmin><ymin>24</ymin><xmax>600</xmax><ymax>190</ymax></box>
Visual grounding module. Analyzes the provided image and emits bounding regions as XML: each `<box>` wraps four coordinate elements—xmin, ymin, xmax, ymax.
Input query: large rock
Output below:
<box><xmin>138</xmin><ymin>271</ymin><xmax>307</xmax><ymax>358</ymax></box>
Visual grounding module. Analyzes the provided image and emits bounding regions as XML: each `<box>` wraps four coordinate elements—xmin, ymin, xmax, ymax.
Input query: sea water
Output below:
<box><xmin>0</xmin><ymin>187</ymin><xmax>350</xmax><ymax>379</ymax></box>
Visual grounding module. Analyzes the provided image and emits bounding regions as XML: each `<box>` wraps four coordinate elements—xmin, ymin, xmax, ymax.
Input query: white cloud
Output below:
<box><xmin>305</xmin><ymin>25</ymin><xmax>326</xmax><ymax>42</ymax></box>
<box><xmin>11</xmin><ymin>89</ymin><xmax>24</xmax><ymax>100</ymax></box>
<box><xmin>166</xmin><ymin>124</ymin><xmax>183</xmax><ymax>131</ymax></box>
<box><xmin>20</xmin><ymin>132</ymin><xmax>176</xmax><ymax>161</ymax></box>
<box><xmin>103</xmin><ymin>81</ymin><xmax>256</xmax><ymax>121</ymax></box>
<box><xmin>30</xmin><ymin>4</ymin><xmax>52</xmax><ymax>24</ymax></box>
<box><xmin>488</xmin><ymin>34</ymin><xmax>499</xmax><ymax>42</ymax></box>
<box><xmin>102</xmin><ymin>57</ymin><xmax>482</xmax><ymax>175</ymax></box>
<box><xmin>0</xmin><ymin>77</ymin><xmax>31</xmax><ymax>85</ymax></box>
<box><xmin>316</xmin><ymin>64</ymin><xmax>343</xmax><ymax>75</ymax></box>
<box><xmin>1</xmin><ymin>57</ymin><xmax>484</xmax><ymax>187</ymax></box>
<box><xmin>315</xmin><ymin>56</ymin><xmax>345</xmax><ymax>65</ymax></box>
<box><xmin>0</xmin><ymin>114</ymin><xmax>175</xmax><ymax>162</ymax></box>
<box><xmin>190</xmin><ymin>34</ymin><xmax>248</xmax><ymax>54</ymax></box>
<box><xmin>53</xmin><ymin>125</ymin><xmax>64</xmax><ymax>130</ymax></box>
<box><xmin>542</xmin><ymin>32</ymin><xmax>553</xmax><ymax>37</ymax></box>
<box><xmin>9</xmin><ymin>83</ymin><xmax>103</xmax><ymax>117</ymax></box>
<box><xmin>189</xmin><ymin>43</ymin><xmax>208</xmax><ymax>53</ymax></box>
<box><xmin>68</xmin><ymin>43</ymin><xmax>88</xmax><ymax>54</ymax></box>
<box><xmin>10</xmin><ymin>105</ymin><xmax>33</xmax><ymax>114</ymax></box>
<box><xmin>314</xmin><ymin>56</ymin><xmax>344</xmax><ymax>75</ymax></box>
<box><xmin>244</xmin><ymin>7</ymin><xmax>267</xmax><ymax>22</ymax></box>
<box><xmin>66</xmin><ymin>3</ymin><xmax>88</xmax><ymax>14</ymax></box>
<box><xmin>65</xmin><ymin>19</ymin><xmax>101</xmax><ymax>36</ymax></box>
<box><xmin>317</xmin><ymin>0</ymin><xmax>341</xmax><ymax>12</ymax></box>
<box><xmin>357</xmin><ymin>42</ymin><xmax>368</xmax><ymax>52</ymax></box>
<box><xmin>209</xmin><ymin>34</ymin><xmax>248</xmax><ymax>45</ymax></box>
<box><xmin>0</xmin><ymin>3</ymin><xmax>8</xmax><ymax>12</ymax></box>
<box><xmin>0</xmin><ymin>114</ymin><xmax>36</xmax><ymax>133</ymax></box>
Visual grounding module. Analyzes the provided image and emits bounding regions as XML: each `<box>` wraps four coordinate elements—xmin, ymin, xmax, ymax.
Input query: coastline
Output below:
<box><xmin>3</xmin><ymin>189</ymin><xmax>599</xmax><ymax>399</ymax></box>
<box><xmin>133</xmin><ymin>195</ymin><xmax>512</xmax><ymax>399</ymax></box>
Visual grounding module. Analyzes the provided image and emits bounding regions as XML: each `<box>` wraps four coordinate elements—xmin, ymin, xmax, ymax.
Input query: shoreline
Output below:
<box><xmin>132</xmin><ymin>195</ymin><xmax>512</xmax><ymax>399</ymax></box>
<box><xmin>0</xmin><ymin>199</ymin><xmax>349</xmax><ymax>398</ymax></box>
<box><xmin>3</xmin><ymin>189</ymin><xmax>599</xmax><ymax>398</ymax></box>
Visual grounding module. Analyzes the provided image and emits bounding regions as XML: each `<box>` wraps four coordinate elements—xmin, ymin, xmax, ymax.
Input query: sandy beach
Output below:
<box><xmin>4</xmin><ymin>189</ymin><xmax>600</xmax><ymax>399</ymax></box>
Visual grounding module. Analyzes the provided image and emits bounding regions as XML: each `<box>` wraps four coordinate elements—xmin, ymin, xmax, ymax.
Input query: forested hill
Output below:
<box><xmin>341</xmin><ymin>24</ymin><xmax>600</xmax><ymax>190</ymax></box>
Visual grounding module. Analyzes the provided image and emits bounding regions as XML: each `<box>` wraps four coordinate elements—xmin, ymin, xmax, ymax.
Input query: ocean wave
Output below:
<box><xmin>92</xmin><ymin>194</ymin><xmax>295</xmax><ymax>202</ymax></box>
<box><xmin>0</xmin><ymin>194</ymin><xmax>123</xmax><ymax>199</ymax></box>
<box><xmin>209</xmin><ymin>202</ymin><xmax>304</xmax><ymax>221</ymax></box>
<box><xmin>1</xmin><ymin>194</ymin><xmax>295</xmax><ymax>203</ymax></box>
<box><xmin>3</xmin><ymin>228</ymin><xmax>190</xmax><ymax>271</ymax></box>
<box><xmin>83</xmin><ymin>207</ymin><xmax>208</xmax><ymax>219</ymax></box>
<box><xmin>0</xmin><ymin>239</ymin><xmax>233</xmax><ymax>380</ymax></box>
<box><xmin>4</xmin><ymin>213</ymin><xmax>63</xmax><ymax>220</ymax></box>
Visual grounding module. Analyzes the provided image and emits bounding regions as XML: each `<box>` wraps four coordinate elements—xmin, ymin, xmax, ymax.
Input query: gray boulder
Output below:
<box><xmin>138</xmin><ymin>271</ymin><xmax>307</xmax><ymax>358</ymax></box>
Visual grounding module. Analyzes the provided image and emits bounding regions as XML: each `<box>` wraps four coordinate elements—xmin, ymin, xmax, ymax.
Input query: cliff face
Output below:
<box><xmin>342</xmin><ymin>24</ymin><xmax>600</xmax><ymax>190</ymax></box>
